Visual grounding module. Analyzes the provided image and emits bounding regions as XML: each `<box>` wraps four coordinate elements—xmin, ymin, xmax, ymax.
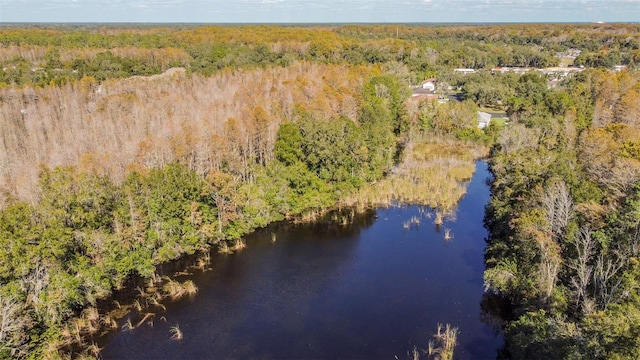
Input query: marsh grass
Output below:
<box><xmin>444</xmin><ymin>228</ymin><xmax>453</xmax><ymax>241</ymax></box>
<box><xmin>102</xmin><ymin>314</ymin><xmax>118</xmax><ymax>329</ymax></box>
<box><xmin>149</xmin><ymin>295</ymin><xmax>167</xmax><ymax>311</ymax></box>
<box><xmin>219</xmin><ymin>238</ymin><xmax>246</xmax><ymax>254</ymax></box>
<box><xmin>428</xmin><ymin>323</ymin><xmax>459</xmax><ymax>360</ymax></box>
<box><xmin>163</xmin><ymin>278</ymin><xmax>198</xmax><ymax>300</ymax></box>
<box><xmin>86</xmin><ymin>342</ymin><xmax>102</xmax><ymax>357</ymax></box>
<box><xmin>195</xmin><ymin>252</ymin><xmax>212</xmax><ymax>270</ymax></box>
<box><xmin>218</xmin><ymin>241</ymin><xmax>232</xmax><ymax>254</ymax></box>
<box><xmin>434</xmin><ymin>211</ymin><xmax>444</xmax><ymax>226</ymax></box>
<box><xmin>133</xmin><ymin>299</ymin><xmax>143</xmax><ymax>312</ymax></box>
<box><xmin>231</xmin><ymin>239</ymin><xmax>246</xmax><ymax>251</ymax></box>
<box><xmin>169</xmin><ymin>324</ymin><xmax>183</xmax><ymax>341</ymax></box>
<box><xmin>344</xmin><ymin>139</ymin><xmax>487</xmax><ymax>212</ymax></box>
<box><xmin>121</xmin><ymin>319</ymin><xmax>133</xmax><ymax>331</ymax></box>
<box><xmin>183</xmin><ymin>280</ymin><xmax>198</xmax><ymax>296</ymax></box>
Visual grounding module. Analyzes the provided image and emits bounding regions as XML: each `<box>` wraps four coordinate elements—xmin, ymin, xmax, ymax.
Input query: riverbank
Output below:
<box><xmin>98</xmin><ymin>161</ymin><xmax>502</xmax><ymax>359</ymax></box>
<box><xmin>72</xmin><ymin>137</ymin><xmax>489</xmax><ymax>358</ymax></box>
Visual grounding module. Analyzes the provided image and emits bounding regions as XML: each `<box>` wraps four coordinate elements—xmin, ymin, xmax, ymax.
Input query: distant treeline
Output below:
<box><xmin>1</xmin><ymin>23</ymin><xmax>639</xmax><ymax>86</ymax></box>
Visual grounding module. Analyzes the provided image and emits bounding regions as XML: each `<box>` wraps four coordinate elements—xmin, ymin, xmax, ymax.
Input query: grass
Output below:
<box><xmin>428</xmin><ymin>323</ymin><xmax>459</xmax><ymax>360</ymax></box>
<box><xmin>195</xmin><ymin>252</ymin><xmax>211</xmax><ymax>270</ymax></box>
<box><xmin>163</xmin><ymin>278</ymin><xmax>198</xmax><ymax>300</ymax></box>
<box><xmin>121</xmin><ymin>319</ymin><xmax>133</xmax><ymax>331</ymax></box>
<box><xmin>406</xmin><ymin>323</ymin><xmax>459</xmax><ymax>360</ymax></box>
<box><xmin>434</xmin><ymin>211</ymin><xmax>443</xmax><ymax>226</ymax></box>
<box><xmin>344</xmin><ymin>138</ymin><xmax>487</xmax><ymax>214</ymax></box>
<box><xmin>491</xmin><ymin>117</ymin><xmax>508</xmax><ymax>127</ymax></box>
<box><xmin>169</xmin><ymin>324</ymin><xmax>183</xmax><ymax>341</ymax></box>
<box><xmin>218</xmin><ymin>238</ymin><xmax>246</xmax><ymax>254</ymax></box>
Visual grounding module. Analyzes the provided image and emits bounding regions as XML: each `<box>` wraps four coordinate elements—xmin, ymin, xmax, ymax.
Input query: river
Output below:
<box><xmin>100</xmin><ymin>161</ymin><xmax>503</xmax><ymax>359</ymax></box>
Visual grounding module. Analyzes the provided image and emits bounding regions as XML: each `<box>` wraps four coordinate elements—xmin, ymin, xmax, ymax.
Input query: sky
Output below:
<box><xmin>0</xmin><ymin>0</ymin><xmax>638</xmax><ymax>23</ymax></box>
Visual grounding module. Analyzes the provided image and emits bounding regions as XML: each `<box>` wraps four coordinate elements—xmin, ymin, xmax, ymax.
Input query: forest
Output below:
<box><xmin>0</xmin><ymin>23</ymin><xmax>638</xmax><ymax>359</ymax></box>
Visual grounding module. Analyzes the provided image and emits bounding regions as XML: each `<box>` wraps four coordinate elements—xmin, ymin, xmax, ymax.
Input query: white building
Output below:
<box><xmin>477</xmin><ymin>111</ymin><xmax>492</xmax><ymax>129</ymax></box>
<box><xmin>454</xmin><ymin>68</ymin><xmax>476</xmax><ymax>74</ymax></box>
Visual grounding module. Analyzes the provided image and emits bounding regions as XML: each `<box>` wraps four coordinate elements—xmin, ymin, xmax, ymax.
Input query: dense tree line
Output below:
<box><xmin>1</xmin><ymin>24</ymin><xmax>638</xmax><ymax>86</ymax></box>
<box><xmin>483</xmin><ymin>68</ymin><xmax>640</xmax><ymax>358</ymax></box>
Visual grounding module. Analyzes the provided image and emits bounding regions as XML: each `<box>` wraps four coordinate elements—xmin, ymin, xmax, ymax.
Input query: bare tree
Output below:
<box><xmin>593</xmin><ymin>247</ymin><xmax>627</xmax><ymax>309</ymax></box>
<box><xmin>20</xmin><ymin>264</ymin><xmax>49</xmax><ymax>317</ymax></box>
<box><xmin>542</xmin><ymin>180</ymin><xmax>574</xmax><ymax>241</ymax></box>
<box><xmin>0</xmin><ymin>293</ymin><xmax>29</xmax><ymax>357</ymax></box>
<box><xmin>497</xmin><ymin>123</ymin><xmax>540</xmax><ymax>155</ymax></box>
<box><xmin>568</xmin><ymin>226</ymin><xmax>595</xmax><ymax>314</ymax></box>
<box><xmin>538</xmin><ymin>234</ymin><xmax>562</xmax><ymax>301</ymax></box>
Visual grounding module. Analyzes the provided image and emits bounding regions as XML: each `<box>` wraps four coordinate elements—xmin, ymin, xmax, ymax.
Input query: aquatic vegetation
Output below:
<box><xmin>121</xmin><ymin>319</ymin><xmax>134</xmax><ymax>331</ymax></box>
<box><xmin>428</xmin><ymin>323</ymin><xmax>458</xmax><ymax>360</ymax></box>
<box><xmin>345</xmin><ymin>139</ymin><xmax>487</xmax><ymax>212</ymax></box>
<box><xmin>403</xmin><ymin>215</ymin><xmax>423</xmax><ymax>230</ymax></box>
<box><xmin>101</xmin><ymin>314</ymin><xmax>118</xmax><ymax>329</ymax></box>
<box><xmin>405</xmin><ymin>323</ymin><xmax>459</xmax><ymax>360</ymax></box>
<box><xmin>434</xmin><ymin>212</ymin><xmax>443</xmax><ymax>227</ymax></box>
<box><xmin>86</xmin><ymin>342</ymin><xmax>102</xmax><ymax>357</ymax></box>
<box><xmin>169</xmin><ymin>325</ymin><xmax>183</xmax><ymax>341</ymax></box>
<box><xmin>133</xmin><ymin>299</ymin><xmax>143</xmax><ymax>312</ymax></box>
<box><xmin>149</xmin><ymin>296</ymin><xmax>167</xmax><ymax>311</ymax></box>
<box><xmin>218</xmin><ymin>241</ymin><xmax>233</xmax><ymax>254</ymax></box>
<box><xmin>231</xmin><ymin>239</ymin><xmax>246</xmax><ymax>251</ymax></box>
<box><xmin>195</xmin><ymin>252</ymin><xmax>212</xmax><ymax>270</ymax></box>
<box><xmin>163</xmin><ymin>279</ymin><xmax>199</xmax><ymax>300</ymax></box>
<box><xmin>183</xmin><ymin>280</ymin><xmax>199</xmax><ymax>296</ymax></box>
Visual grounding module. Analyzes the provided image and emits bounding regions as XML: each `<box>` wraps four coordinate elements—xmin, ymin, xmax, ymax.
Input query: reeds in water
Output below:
<box><xmin>342</xmin><ymin>138</ymin><xmax>484</xmax><ymax>212</ymax></box>
<box><xmin>195</xmin><ymin>252</ymin><xmax>212</xmax><ymax>270</ymax></box>
<box><xmin>444</xmin><ymin>228</ymin><xmax>453</xmax><ymax>241</ymax></box>
<box><xmin>218</xmin><ymin>239</ymin><xmax>246</xmax><ymax>254</ymax></box>
<box><xmin>403</xmin><ymin>215</ymin><xmax>423</xmax><ymax>230</ymax></box>
<box><xmin>218</xmin><ymin>241</ymin><xmax>232</xmax><ymax>254</ymax></box>
<box><xmin>86</xmin><ymin>342</ymin><xmax>102</xmax><ymax>357</ymax></box>
<box><xmin>169</xmin><ymin>324</ymin><xmax>183</xmax><ymax>340</ymax></box>
<box><xmin>434</xmin><ymin>211</ymin><xmax>443</xmax><ymax>226</ymax></box>
<box><xmin>121</xmin><ymin>318</ymin><xmax>133</xmax><ymax>331</ymax></box>
<box><xmin>231</xmin><ymin>238</ymin><xmax>246</xmax><ymax>251</ymax></box>
<box><xmin>428</xmin><ymin>323</ymin><xmax>459</xmax><ymax>360</ymax></box>
<box><xmin>163</xmin><ymin>279</ymin><xmax>198</xmax><ymax>300</ymax></box>
<box><xmin>133</xmin><ymin>299</ymin><xmax>143</xmax><ymax>312</ymax></box>
<box><xmin>149</xmin><ymin>295</ymin><xmax>167</xmax><ymax>311</ymax></box>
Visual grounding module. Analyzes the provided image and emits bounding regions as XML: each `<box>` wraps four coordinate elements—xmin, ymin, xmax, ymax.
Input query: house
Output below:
<box><xmin>477</xmin><ymin>111</ymin><xmax>492</xmax><ymax>129</ymax></box>
<box><xmin>454</xmin><ymin>68</ymin><xmax>476</xmax><ymax>74</ymax></box>
<box><xmin>412</xmin><ymin>78</ymin><xmax>437</xmax><ymax>97</ymax></box>
<box><xmin>421</xmin><ymin>78</ymin><xmax>437</xmax><ymax>92</ymax></box>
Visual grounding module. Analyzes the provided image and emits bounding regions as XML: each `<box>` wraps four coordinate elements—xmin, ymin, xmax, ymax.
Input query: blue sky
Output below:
<box><xmin>0</xmin><ymin>0</ymin><xmax>638</xmax><ymax>23</ymax></box>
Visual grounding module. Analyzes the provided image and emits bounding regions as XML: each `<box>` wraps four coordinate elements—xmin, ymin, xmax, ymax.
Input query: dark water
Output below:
<box><xmin>100</xmin><ymin>161</ymin><xmax>502</xmax><ymax>359</ymax></box>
